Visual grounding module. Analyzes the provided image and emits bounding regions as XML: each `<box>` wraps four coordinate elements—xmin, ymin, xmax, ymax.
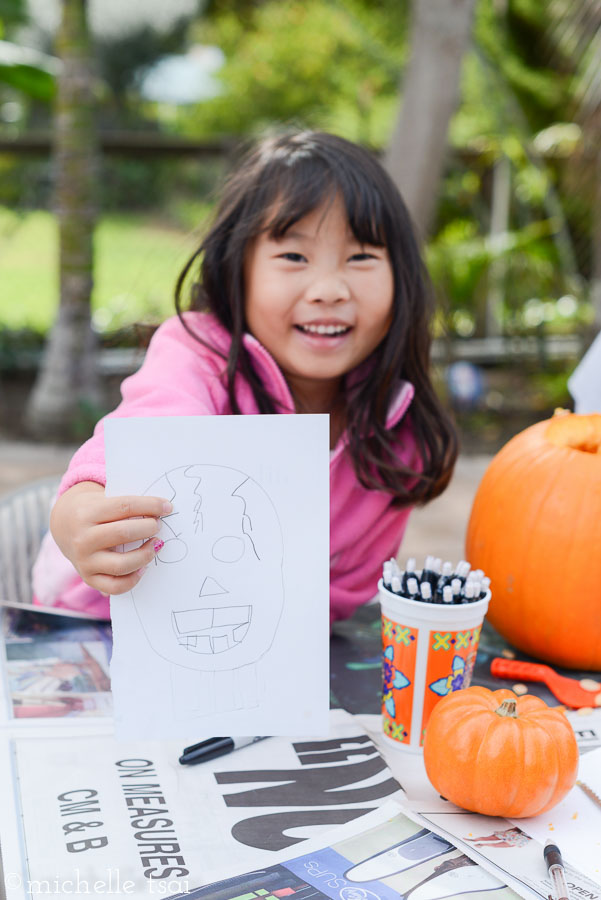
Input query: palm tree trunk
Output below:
<box><xmin>25</xmin><ymin>0</ymin><xmax>100</xmax><ymax>438</ymax></box>
<box><xmin>385</xmin><ymin>0</ymin><xmax>476</xmax><ymax>239</ymax></box>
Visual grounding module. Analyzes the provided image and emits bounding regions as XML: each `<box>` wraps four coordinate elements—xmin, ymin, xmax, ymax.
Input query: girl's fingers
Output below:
<box><xmin>93</xmin><ymin>495</ymin><xmax>173</xmax><ymax>525</ymax></box>
<box><xmin>87</xmin><ymin>539</ymin><xmax>160</xmax><ymax>580</ymax></box>
<box><xmin>91</xmin><ymin>517</ymin><xmax>162</xmax><ymax>550</ymax></box>
<box><xmin>85</xmin><ymin>569</ymin><xmax>148</xmax><ymax>597</ymax></box>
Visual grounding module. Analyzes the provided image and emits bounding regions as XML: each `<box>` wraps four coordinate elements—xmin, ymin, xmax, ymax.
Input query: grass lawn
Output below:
<box><xmin>0</xmin><ymin>208</ymin><xmax>201</xmax><ymax>332</ymax></box>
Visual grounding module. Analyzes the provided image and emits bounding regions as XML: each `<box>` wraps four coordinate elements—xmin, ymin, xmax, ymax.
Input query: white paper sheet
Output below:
<box><xmin>105</xmin><ymin>415</ymin><xmax>330</xmax><ymax>740</ymax></box>
<box><xmin>568</xmin><ymin>330</ymin><xmax>601</xmax><ymax>413</ymax></box>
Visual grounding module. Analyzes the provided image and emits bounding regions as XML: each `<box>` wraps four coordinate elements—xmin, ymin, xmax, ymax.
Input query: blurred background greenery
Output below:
<box><xmin>0</xmin><ymin>0</ymin><xmax>599</xmax><ymax>444</ymax></box>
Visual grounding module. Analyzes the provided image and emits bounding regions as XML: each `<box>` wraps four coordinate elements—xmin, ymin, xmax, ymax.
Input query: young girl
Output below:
<box><xmin>36</xmin><ymin>130</ymin><xmax>457</xmax><ymax>623</ymax></box>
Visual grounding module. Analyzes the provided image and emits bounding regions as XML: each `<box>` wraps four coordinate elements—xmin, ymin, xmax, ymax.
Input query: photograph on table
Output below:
<box><xmin>4</xmin><ymin>636</ymin><xmax>112</xmax><ymax>719</ymax></box>
<box><xmin>0</xmin><ymin>607</ymin><xmax>113</xmax><ymax>720</ymax></box>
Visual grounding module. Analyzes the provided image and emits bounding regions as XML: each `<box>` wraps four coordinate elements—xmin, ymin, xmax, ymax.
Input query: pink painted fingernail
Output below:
<box><xmin>153</xmin><ymin>539</ymin><xmax>164</xmax><ymax>553</ymax></box>
<box><xmin>136</xmin><ymin>567</ymin><xmax>147</xmax><ymax>578</ymax></box>
<box><xmin>162</xmin><ymin>501</ymin><xmax>173</xmax><ymax>514</ymax></box>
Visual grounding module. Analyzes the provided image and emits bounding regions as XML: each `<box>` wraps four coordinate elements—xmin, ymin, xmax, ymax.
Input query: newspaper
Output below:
<box><xmin>401</xmin><ymin>809</ymin><xmax>601</xmax><ymax>900</ymax></box>
<box><xmin>3</xmin><ymin>708</ymin><xmax>598</xmax><ymax>900</ymax></box>
<box><xmin>0</xmin><ymin>710</ymin><xmax>405</xmax><ymax>899</ymax></box>
<box><xmin>564</xmin><ymin>708</ymin><xmax>601</xmax><ymax>753</ymax></box>
<box><xmin>170</xmin><ymin>800</ymin><xmax>519</xmax><ymax>900</ymax></box>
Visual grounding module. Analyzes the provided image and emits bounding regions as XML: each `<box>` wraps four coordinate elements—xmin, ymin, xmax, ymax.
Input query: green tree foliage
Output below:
<box><xmin>452</xmin><ymin>0</ymin><xmax>570</xmax><ymax>146</ymax></box>
<box><xmin>183</xmin><ymin>0</ymin><xmax>409</xmax><ymax>145</ymax></box>
<box><xmin>428</xmin><ymin>0</ymin><xmax>588</xmax><ymax>336</ymax></box>
<box><xmin>0</xmin><ymin>0</ymin><xmax>56</xmax><ymax>101</ymax></box>
<box><xmin>0</xmin><ymin>56</ymin><xmax>55</xmax><ymax>101</ymax></box>
<box><xmin>0</xmin><ymin>0</ymin><xmax>27</xmax><ymax>33</ymax></box>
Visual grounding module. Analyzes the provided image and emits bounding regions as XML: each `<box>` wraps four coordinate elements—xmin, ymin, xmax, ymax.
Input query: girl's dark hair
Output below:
<box><xmin>175</xmin><ymin>130</ymin><xmax>457</xmax><ymax>506</ymax></box>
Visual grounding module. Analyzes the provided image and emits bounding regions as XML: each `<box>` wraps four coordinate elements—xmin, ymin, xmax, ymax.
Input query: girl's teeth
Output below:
<box><xmin>300</xmin><ymin>324</ymin><xmax>349</xmax><ymax>335</ymax></box>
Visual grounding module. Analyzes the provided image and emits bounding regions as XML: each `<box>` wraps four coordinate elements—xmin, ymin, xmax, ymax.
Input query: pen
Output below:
<box><xmin>544</xmin><ymin>840</ymin><xmax>570</xmax><ymax>900</ymax></box>
<box><xmin>179</xmin><ymin>735</ymin><xmax>268</xmax><ymax>766</ymax></box>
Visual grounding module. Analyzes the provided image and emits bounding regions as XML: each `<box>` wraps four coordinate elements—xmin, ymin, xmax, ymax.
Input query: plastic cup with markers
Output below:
<box><xmin>379</xmin><ymin>556</ymin><xmax>491</xmax><ymax>753</ymax></box>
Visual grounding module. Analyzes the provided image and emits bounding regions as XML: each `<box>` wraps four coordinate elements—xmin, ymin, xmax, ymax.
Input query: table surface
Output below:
<box><xmin>1</xmin><ymin>602</ymin><xmax>599</xmax><ymax>900</ymax></box>
<box><xmin>330</xmin><ymin>601</ymin><xmax>596</xmax><ymax>713</ymax></box>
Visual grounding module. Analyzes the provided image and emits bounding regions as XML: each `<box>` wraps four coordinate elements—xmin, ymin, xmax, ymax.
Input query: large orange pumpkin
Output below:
<box><xmin>466</xmin><ymin>411</ymin><xmax>601</xmax><ymax>670</ymax></box>
<box><xmin>423</xmin><ymin>686</ymin><xmax>578</xmax><ymax>817</ymax></box>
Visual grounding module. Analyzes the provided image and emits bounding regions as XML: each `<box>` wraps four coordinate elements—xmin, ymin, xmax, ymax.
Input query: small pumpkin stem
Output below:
<box><xmin>495</xmin><ymin>699</ymin><xmax>518</xmax><ymax>718</ymax></box>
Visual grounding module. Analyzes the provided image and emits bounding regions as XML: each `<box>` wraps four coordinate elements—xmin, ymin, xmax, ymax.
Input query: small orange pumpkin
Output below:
<box><xmin>466</xmin><ymin>411</ymin><xmax>601</xmax><ymax>670</ymax></box>
<box><xmin>423</xmin><ymin>686</ymin><xmax>578</xmax><ymax>818</ymax></box>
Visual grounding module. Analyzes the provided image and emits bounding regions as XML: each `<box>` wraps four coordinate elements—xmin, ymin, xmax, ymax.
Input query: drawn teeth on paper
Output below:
<box><xmin>185</xmin><ymin>634</ymin><xmax>211</xmax><ymax>653</ymax></box>
<box><xmin>234</xmin><ymin>623</ymin><xmax>250</xmax><ymax>643</ymax></box>
<box><xmin>214</xmin><ymin>605</ymin><xmax>250</xmax><ymax>627</ymax></box>
<box><xmin>212</xmin><ymin>635</ymin><xmax>230</xmax><ymax>653</ymax></box>
<box><xmin>173</xmin><ymin>608</ymin><xmax>214</xmax><ymax>633</ymax></box>
<box><xmin>172</xmin><ymin>605</ymin><xmax>251</xmax><ymax>652</ymax></box>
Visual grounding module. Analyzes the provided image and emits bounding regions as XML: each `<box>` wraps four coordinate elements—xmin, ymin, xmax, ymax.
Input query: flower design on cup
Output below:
<box><xmin>382</xmin><ymin>645</ymin><xmax>410</xmax><ymax>717</ymax></box>
<box><xmin>429</xmin><ymin>654</ymin><xmax>466</xmax><ymax>697</ymax></box>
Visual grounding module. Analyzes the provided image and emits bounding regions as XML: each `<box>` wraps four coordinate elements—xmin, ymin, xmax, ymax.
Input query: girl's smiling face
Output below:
<box><xmin>244</xmin><ymin>195</ymin><xmax>394</xmax><ymax>412</ymax></box>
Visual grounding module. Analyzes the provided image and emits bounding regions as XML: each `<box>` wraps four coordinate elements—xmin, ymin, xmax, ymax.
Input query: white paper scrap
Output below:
<box><xmin>510</xmin><ymin>746</ymin><xmax>601</xmax><ymax>886</ymax></box>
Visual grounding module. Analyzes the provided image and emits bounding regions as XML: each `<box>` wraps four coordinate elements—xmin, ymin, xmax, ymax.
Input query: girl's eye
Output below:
<box><xmin>278</xmin><ymin>252</ymin><xmax>306</xmax><ymax>263</ymax></box>
<box><xmin>349</xmin><ymin>252</ymin><xmax>378</xmax><ymax>262</ymax></box>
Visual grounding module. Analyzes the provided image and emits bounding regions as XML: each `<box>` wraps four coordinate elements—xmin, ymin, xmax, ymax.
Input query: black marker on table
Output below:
<box><xmin>179</xmin><ymin>736</ymin><xmax>268</xmax><ymax>766</ymax></box>
<box><xmin>544</xmin><ymin>840</ymin><xmax>569</xmax><ymax>900</ymax></box>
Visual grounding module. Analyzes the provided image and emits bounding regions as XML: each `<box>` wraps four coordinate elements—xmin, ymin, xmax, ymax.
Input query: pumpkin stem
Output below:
<box><xmin>495</xmin><ymin>699</ymin><xmax>518</xmax><ymax>718</ymax></box>
<box><xmin>546</xmin><ymin>413</ymin><xmax>601</xmax><ymax>454</ymax></box>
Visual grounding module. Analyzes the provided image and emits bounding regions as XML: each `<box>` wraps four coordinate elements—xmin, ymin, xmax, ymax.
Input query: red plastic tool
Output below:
<box><xmin>490</xmin><ymin>658</ymin><xmax>601</xmax><ymax>708</ymax></box>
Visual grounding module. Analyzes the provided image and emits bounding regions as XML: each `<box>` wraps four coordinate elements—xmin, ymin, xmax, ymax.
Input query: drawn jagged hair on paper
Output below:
<box><xmin>130</xmin><ymin>465</ymin><xmax>285</xmax><ymax>682</ymax></box>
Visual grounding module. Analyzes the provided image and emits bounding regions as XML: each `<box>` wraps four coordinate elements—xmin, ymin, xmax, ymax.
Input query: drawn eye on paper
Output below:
<box><xmin>129</xmin><ymin>464</ymin><xmax>285</xmax><ymax>676</ymax></box>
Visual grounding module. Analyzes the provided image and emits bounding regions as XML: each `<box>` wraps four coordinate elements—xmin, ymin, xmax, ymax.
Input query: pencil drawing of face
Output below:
<box><xmin>130</xmin><ymin>465</ymin><xmax>284</xmax><ymax>671</ymax></box>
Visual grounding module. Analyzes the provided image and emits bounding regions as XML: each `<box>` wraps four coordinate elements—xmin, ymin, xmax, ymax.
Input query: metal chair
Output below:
<box><xmin>0</xmin><ymin>476</ymin><xmax>60</xmax><ymax>606</ymax></box>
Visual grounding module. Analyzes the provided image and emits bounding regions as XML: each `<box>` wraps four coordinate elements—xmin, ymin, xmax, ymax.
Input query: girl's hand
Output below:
<box><xmin>50</xmin><ymin>481</ymin><xmax>172</xmax><ymax>595</ymax></box>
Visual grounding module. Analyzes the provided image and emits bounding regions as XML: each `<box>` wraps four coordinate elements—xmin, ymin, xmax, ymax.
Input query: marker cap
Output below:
<box><xmin>543</xmin><ymin>841</ymin><xmax>563</xmax><ymax>869</ymax></box>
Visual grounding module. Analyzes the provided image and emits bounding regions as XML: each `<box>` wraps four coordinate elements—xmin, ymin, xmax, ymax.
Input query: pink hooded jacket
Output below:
<box><xmin>33</xmin><ymin>312</ymin><xmax>418</xmax><ymax>622</ymax></box>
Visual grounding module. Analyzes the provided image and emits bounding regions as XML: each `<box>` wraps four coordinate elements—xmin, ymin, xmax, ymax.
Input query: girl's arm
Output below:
<box><xmin>50</xmin><ymin>481</ymin><xmax>172</xmax><ymax>595</ymax></box>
